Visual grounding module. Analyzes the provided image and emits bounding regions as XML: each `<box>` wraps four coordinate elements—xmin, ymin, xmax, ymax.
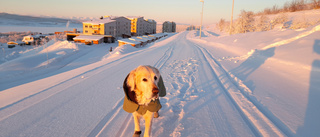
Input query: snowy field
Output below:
<box><xmin>1</xmin><ymin>10</ymin><xmax>320</xmax><ymax>137</ymax></box>
<box><xmin>0</xmin><ymin>12</ymin><xmax>82</xmax><ymax>33</ymax></box>
<box><xmin>0</xmin><ymin>26</ymin><xmax>82</xmax><ymax>34</ymax></box>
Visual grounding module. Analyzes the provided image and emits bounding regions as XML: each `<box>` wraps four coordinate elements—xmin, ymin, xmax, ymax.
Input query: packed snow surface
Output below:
<box><xmin>1</xmin><ymin>11</ymin><xmax>320</xmax><ymax>137</ymax></box>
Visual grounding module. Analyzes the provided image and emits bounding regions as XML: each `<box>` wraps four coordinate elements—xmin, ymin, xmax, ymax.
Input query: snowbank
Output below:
<box><xmin>105</xmin><ymin>44</ymin><xmax>138</xmax><ymax>58</ymax></box>
<box><xmin>187</xmin><ymin>17</ymin><xmax>320</xmax><ymax>135</ymax></box>
<box><xmin>39</xmin><ymin>40</ymin><xmax>78</xmax><ymax>53</ymax></box>
<box><xmin>0</xmin><ymin>40</ymin><xmax>79</xmax><ymax>81</ymax></box>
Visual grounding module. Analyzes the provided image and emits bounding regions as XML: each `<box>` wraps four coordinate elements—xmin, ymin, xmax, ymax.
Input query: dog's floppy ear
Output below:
<box><xmin>126</xmin><ymin>70</ymin><xmax>135</xmax><ymax>92</ymax></box>
<box><xmin>147</xmin><ymin>65</ymin><xmax>160</xmax><ymax>78</ymax></box>
<box><xmin>148</xmin><ymin>66</ymin><xmax>166</xmax><ymax>97</ymax></box>
<box><xmin>123</xmin><ymin>70</ymin><xmax>137</xmax><ymax>103</ymax></box>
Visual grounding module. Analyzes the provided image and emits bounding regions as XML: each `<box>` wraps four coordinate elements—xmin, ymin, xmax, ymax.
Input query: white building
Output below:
<box><xmin>82</xmin><ymin>16</ymin><xmax>157</xmax><ymax>38</ymax></box>
<box><xmin>146</xmin><ymin>19</ymin><xmax>157</xmax><ymax>34</ymax></box>
<box><xmin>82</xmin><ymin>16</ymin><xmax>131</xmax><ymax>38</ymax></box>
<box><xmin>126</xmin><ymin>16</ymin><xmax>145</xmax><ymax>36</ymax></box>
<box><xmin>83</xmin><ymin>18</ymin><xmax>116</xmax><ymax>36</ymax></box>
<box><xmin>108</xmin><ymin>16</ymin><xmax>131</xmax><ymax>38</ymax></box>
<box><xmin>125</xmin><ymin>16</ymin><xmax>157</xmax><ymax>36</ymax></box>
<box><xmin>162</xmin><ymin>21</ymin><xmax>176</xmax><ymax>33</ymax></box>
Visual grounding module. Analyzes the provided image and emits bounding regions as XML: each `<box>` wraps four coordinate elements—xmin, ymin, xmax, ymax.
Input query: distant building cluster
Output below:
<box><xmin>83</xmin><ymin>16</ymin><xmax>157</xmax><ymax>37</ymax></box>
<box><xmin>65</xmin><ymin>16</ymin><xmax>175</xmax><ymax>45</ymax></box>
<box><xmin>186</xmin><ymin>25</ymin><xmax>200</xmax><ymax>31</ymax></box>
<box><xmin>162</xmin><ymin>21</ymin><xmax>176</xmax><ymax>33</ymax></box>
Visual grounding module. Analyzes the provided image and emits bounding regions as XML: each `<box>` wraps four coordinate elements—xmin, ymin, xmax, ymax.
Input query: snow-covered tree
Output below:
<box><xmin>218</xmin><ymin>18</ymin><xmax>226</xmax><ymax>32</ymax></box>
<box><xmin>256</xmin><ymin>14</ymin><xmax>270</xmax><ymax>32</ymax></box>
<box><xmin>234</xmin><ymin>10</ymin><xmax>255</xmax><ymax>34</ymax></box>
<box><xmin>271</xmin><ymin>12</ymin><xmax>288</xmax><ymax>29</ymax></box>
<box><xmin>312</xmin><ymin>0</ymin><xmax>320</xmax><ymax>9</ymax></box>
<box><xmin>290</xmin><ymin>17</ymin><xmax>311</xmax><ymax>29</ymax></box>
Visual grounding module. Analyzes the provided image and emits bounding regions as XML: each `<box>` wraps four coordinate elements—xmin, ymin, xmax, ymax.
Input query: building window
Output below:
<box><xmin>85</xmin><ymin>30</ymin><xmax>88</xmax><ymax>33</ymax></box>
<box><xmin>85</xmin><ymin>25</ymin><xmax>88</xmax><ymax>28</ymax></box>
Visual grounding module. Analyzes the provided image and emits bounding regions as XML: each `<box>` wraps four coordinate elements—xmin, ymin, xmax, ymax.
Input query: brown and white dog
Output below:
<box><xmin>123</xmin><ymin>65</ymin><xmax>166</xmax><ymax>137</ymax></box>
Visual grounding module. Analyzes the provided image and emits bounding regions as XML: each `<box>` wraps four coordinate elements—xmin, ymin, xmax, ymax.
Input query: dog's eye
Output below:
<box><xmin>142</xmin><ymin>78</ymin><xmax>148</xmax><ymax>82</ymax></box>
<box><xmin>154</xmin><ymin>76</ymin><xmax>157</xmax><ymax>81</ymax></box>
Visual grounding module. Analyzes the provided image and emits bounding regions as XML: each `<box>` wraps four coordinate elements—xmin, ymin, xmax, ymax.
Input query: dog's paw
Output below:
<box><xmin>132</xmin><ymin>131</ymin><xmax>141</xmax><ymax>137</ymax></box>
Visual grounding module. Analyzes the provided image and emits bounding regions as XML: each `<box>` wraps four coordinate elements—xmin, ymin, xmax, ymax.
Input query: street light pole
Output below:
<box><xmin>200</xmin><ymin>0</ymin><xmax>204</xmax><ymax>39</ymax></box>
<box><xmin>230</xmin><ymin>0</ymin><xmax>234</xmax><ymax>35</ymax></box>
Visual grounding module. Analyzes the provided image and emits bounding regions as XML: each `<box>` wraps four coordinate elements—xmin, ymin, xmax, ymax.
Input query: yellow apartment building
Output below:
<box><xmin>83</xmin><ymin>19</ymin><xmax>116</xmax><ymax>36</ymax></box>
<box><xmin>81</xmin><ymin>16</ymin><xmax>156</xmax><ymax>38</ymax></box>
<box><xmin>82</xmin><ymin>16</ymin><xmax>131</xmax><ymax>38</ymax></box>
<box><xmin>126</xmin><ymin>16</ymin><xmax>142</xmax><ymax>36</ymax></box>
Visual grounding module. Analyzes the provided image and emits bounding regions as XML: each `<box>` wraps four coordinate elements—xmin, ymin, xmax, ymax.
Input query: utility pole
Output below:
<box><xmin>42</xmin><ymin>39</ymin><xmax>49</xmax><ymax>68</ymax></box>
<box><xmin>200</xmin><ymin>0</ymin><xmax>204</xmax><ymax>39</ymax></box>
<box><xmin>230</xmin><ymin>0</ymin><xmax>234</xmax><ymax>35</ymax></box>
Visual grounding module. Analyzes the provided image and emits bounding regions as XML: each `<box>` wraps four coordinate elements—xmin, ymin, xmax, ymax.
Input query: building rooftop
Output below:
<box><xmin>129</xmin><ymin>37</ymin><xmax>148</xmax><ymax>43</ymax></box>
<box><xmin>148</xmin><ymin>33</ymin><xmax>167</xmax><ymax>38</ymax></box>
<box><xmin>126</xmin><ymin>16</ymin><xmax>144</xmax><ymax>19</ymax></box>
<box><xmin>118</xmin><ymin>39</ymin><xmax>141</xmax><ymax>45</ymax></box>
<box><xmin>83</xmin><ymin>18</ymin><xmax>116</xmax><ymax>25</ymax></box>
<box><xmin>73</xmin><ymin>35</ymin><xmax>105</xmax><ymax>41</ymax></box>
<box><xmin>137</xmin><ymin>36</ymin><xmax>154</xmax><ymax>41</ymax></box>
<box><xmin>146</xmin><ymin>19</ymin><xmax>156</xmax><ymax>23</ymax></box>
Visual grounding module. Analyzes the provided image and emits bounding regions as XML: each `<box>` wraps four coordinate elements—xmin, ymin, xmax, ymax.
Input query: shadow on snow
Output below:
<box><xmin>296</xmin><ymin>39</ymin><xmax>320</xmax><ymax>136</ymax></box>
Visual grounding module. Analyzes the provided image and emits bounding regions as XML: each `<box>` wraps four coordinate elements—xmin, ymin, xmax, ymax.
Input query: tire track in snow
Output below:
<box><xmin>160</xmin><ymin>58</ymin><xmax>199</xmax><ymax>137</ymax></box>
<box><xmin>153</xmin><ymin>42</ymin><xmax>175</xmax><ymax>70</ymax></box>
<box><xmin>87</xmin><ymin>96</ymin><xmax>131</xmax><ymax>137</ymax></box>
<box><xmin>191</xmin><ymin>41</ymin><xmax>286</xmax><ymax>137</ymax></box>
<box><xmin>150</xmin><ymin>35</ymin><xmax>203</xmax><ymax>136</ymax></box>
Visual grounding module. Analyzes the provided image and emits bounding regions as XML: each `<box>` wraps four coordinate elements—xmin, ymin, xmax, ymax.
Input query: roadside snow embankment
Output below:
<box><xmin>40</xmin><ymin>40</ymin><xmax>78</xmax><ymax>53</ymax></box>
<box><xmin>105</xmin><ymin>44</ymin><xmax>138</xmax><ymax>59</ymax></box>
<box><xmin>187</xmin><ymin>18</ymin><xmax>320</xmax><ymax>136</ymax></box>
<box><xmin>37</xmin><ymin>41</ymin><xmax>79</xmax><ymax>67</ymax></box>
<box><xmin>0</xmin><ymin>40</ymin><xmax>79</xmax><ymax>80</ymax></box>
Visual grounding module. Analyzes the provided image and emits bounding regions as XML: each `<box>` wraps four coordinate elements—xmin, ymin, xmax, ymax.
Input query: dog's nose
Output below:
<box><xmin>152</xmin><ymin>88</ymin><xmax>159</xmax><ymax>94</ymax></box>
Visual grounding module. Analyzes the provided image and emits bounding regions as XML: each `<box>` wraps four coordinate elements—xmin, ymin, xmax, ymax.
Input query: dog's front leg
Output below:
<box><xmin>133</xmin><ymin>112</ymin><xmax>141</xmax><ymax>136</ymax></box>
<box><xmin>143</xmin><ymin>111</ymin><xmax>154</xmax><ymax>137</ymax></box>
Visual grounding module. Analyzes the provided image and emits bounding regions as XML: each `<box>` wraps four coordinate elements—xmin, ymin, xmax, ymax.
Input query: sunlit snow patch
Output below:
<box><xmin>40</xmin><ymin>40</ymin><xmax>78</xmax><ymax>53</ymax></box>
<box><xmin>105</xmin><ymin>44</ymin><xmax>138</xmax><ymax>58</ymax></box>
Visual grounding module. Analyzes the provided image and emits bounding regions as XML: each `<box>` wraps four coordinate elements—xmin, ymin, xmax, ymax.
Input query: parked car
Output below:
<box><xmin>7</xmin><ymin>41</ymin><xmax>26</xmax><ymax>48</ymax></box>
<box><xmin>22</xmin><ymin>34</ymin><xmax>48</xmax><ymax>45</ymax></box>
<box><xmin>22</xmin><ymin>35</ymin><xmax>39</xmax><ymax>45</ymax></box>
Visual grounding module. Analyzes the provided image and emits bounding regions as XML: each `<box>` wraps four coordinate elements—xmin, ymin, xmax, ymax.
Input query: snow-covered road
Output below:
<box><xmin>0</xmin><ymin>31</ymin><xmax>290</xmax><ymax>137</ymax></box>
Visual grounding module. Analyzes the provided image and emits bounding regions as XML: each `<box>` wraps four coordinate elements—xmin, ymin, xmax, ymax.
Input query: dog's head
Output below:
<box><xmin>123</xmin><ymin>65</ymin><xmax>161</xmax><ymax>105</ymax></box>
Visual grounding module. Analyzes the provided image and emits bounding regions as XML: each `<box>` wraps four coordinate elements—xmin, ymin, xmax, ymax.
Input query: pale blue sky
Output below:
<box><xmin>1</xmin><ymin>0</ymin><xmax>289</xmax><ymax>25</ymax></box>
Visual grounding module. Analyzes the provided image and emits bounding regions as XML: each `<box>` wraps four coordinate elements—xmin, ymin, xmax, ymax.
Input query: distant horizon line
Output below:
<box><xmin>0</xmin><ymin>12</ymin><xmax>197</xmax><ymax>26</ymax></box>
